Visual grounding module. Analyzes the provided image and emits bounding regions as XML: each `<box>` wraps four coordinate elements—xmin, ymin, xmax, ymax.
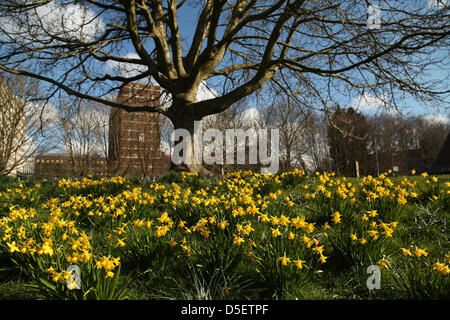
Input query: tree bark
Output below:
<box><xmin>168</xmin><ymin>105</ymin><xmax>214</xmax><ymax>175</ymax></box>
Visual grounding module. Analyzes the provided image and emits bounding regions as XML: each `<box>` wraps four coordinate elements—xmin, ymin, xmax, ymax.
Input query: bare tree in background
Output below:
<box><xmin>201</xmin><ymin>100</ymin><xmax>256</xmax><ymax>173</ymax></box>
<box><xmin>0</xmin><ymin>1</ymin><xmax>448</xmax><ymax>173</ymax></box>
<box><xmin>60</xmin><ymin>101</ymin><xmax>109</xmax><ymax>177</ymax></box>
<box><xmin>262</xmin><ymin>98</ymin><xmax>312</xmax><ymax>172</ymax></box>
<box><xmin>304</xmin><ymin>112</ymin><xmax>332</xmax><ymax>173</ymax></box>
<box><xmin>0</xmin><ymin>73</ymin><xmax>57</xmax><ymax>176</ymax></box>
<box><xmin>368</xmin><ymin>113</ymin><xmax>450</xmax><ymax>174</ymax></box>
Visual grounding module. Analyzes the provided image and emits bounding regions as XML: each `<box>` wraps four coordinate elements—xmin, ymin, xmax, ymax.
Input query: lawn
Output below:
<box><xmin>0</xmin><ymin>170</ymin><xmax>448</xmax><ymax>300</ymax></box>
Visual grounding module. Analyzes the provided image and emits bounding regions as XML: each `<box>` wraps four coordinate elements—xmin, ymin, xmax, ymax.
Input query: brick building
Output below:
<box><xmin>34</xmin><ymin>154</ymin><xmax>107</xmax><ymax>178</ymax></box>
<box><xmin>108</xmin><ymin>83</ymin><xmax>170</xmax><ymax>177</ymax></box>
<box><xmin>33</xmin><ymin>83</ymin><xmax>170</xmax><ymax>178</ymax></box>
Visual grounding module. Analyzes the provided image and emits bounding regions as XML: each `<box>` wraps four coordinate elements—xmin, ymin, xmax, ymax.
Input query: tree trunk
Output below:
<box><xmin>169</xmin><ymin>112</ymin><xmax>213</xmax><ymax>175</ymax></box>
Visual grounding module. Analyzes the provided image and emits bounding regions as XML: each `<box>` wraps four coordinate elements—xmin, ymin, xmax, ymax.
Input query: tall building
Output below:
<box><xmin>108</xmin><ymin>83</ymin><xmax>169</xmax><ymax>176</ymax></box>
<box><xmin>0</xmin><ymin>76</ymin><xmax>26</xmax><ymax>177</ymax></box>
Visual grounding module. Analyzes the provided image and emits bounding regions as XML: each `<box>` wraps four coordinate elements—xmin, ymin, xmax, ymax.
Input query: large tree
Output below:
<box><xmin>0</xmin><ymin>0</ymin><xmax>448</xmax><ymax>173</ymax></box>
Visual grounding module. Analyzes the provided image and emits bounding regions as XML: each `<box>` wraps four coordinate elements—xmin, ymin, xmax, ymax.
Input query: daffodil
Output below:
<box><xmin>271</xmin><ymin>228</ymin><xmax>281</xmax><ymax>237</ymax></box>
<box><xmin>233</xmin><ymin>235</ymin><xmax>245</xmax><ymax>246</ymax></box>
<box><xmin>415</xmin><ymin>247</ymin><xmax>428</xmax><ymax>257</ymax></box>
<box><xmin>116</xmin><ymin>238</ymin><xmax>126</xmax><ymax>247</ymax></box>
<box><xmin>312</xmin><ymin>245</ymin><xmax>324</xmax><ymax>255</ymax></box>
<box><xmin>279</xmin><ymin>215</ymin><xmax>290</xmax><ymax>226</ymax></box>
<box><xmin>305</xmin><ymin>223</ymin><xmax>315</xmax><ymax>233</ymax></box>
<box><xmin>332</xmin><ymin>212</ymin><xmax>341</xmax><ymax>224</ymax></box>
<box><xmin>378</xmin><ymin>258</ymin><xmax>389</xmax><ymax>270</ymax></box>
<box><xmin>318</xmin><ymin>255</ymin><xmax>327</xmax><ymax>264</ymax></box>
<box><xmin>52</xmin><ymin>273</ymin><xmax>62</xmax><ymax>283</ymax></box>
<box><xmin>218</xmin><ymin>220</ymin><xmax>229</xmax><ymax>230</ymax></box>
<box><xmin>279</xmin><ymin>254</ymin><xmax>291</xmax><ymax>266</ymax></box>
<box><xmin>293</xmin><ymin>259</ymin><xmax>306</xmax><ymax>269</ymax></box>
<box><xmin>7</xmin><ymin>241</ymin><xmax>19</xmax><ymax>253</ymax></box>
<box><xmin>302</xmin><ymin>235</ymin><xmax>310</xmax><ymax>244</ymax></box>
<box><xmin>367</xmin><ymin>230</ymin><xmax>378</xmax><ymax>238</ymax></box>
<box><xmin>367</xmin><ymin>210</ymin><xmax>378</xmax><ymax>217</ymax></box>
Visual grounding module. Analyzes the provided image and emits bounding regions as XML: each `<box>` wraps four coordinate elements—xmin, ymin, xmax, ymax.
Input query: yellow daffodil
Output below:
<box><xmin>401</xmin><ymin>248</ymin><xmax>412</xmax><ymax>257</ymax></box>
<box><xmin>318</xmin><ymin>255</ymin><xmax>327</xmax><ymax>264</ymax></box>
<box><xmin>271</xmin><ymin>228</ymin><xmax>281</xmax><ymax>238</ymax></box>
<box><xmin>293</xmin><ymin>259</ymin><xmax>306</xmax><ymax>269</ymax></box>
<box><xmin>7</xmin><ymin>241</ymin><xmax>19</xmax><ymax>253</ymax></box>
<box><xmin>332</xmin><ymin>212</ymin><xmax>341</xmax><ymax>224</ymax></box>
<box><xmin>116</xmin><ymin>238</ymin><xmax>126</xmax><ymax>247</ymax></box>
<box><xmin>367</xmin><ymin>210</ymin><xmax>378</xmax><ymax>217</ymax></box>
<box><xmin>378</xmin><ymin>258</ymin><xmax>389</xmax><ymax>270</ymax></box>
<box><xmin>415</xmin><ymin>247</ymin><xmax>428</xmax><ymax>257</ymax></box>
<box><xmin>312</xmin><ymin>245</ymin><xmax>324</xmax><ymax>255</ymax></box>
<box><xmin>233</xmin><ymin>235</ymin><xmax>245</xmax><ymax>246</ymax></box>
<box><xmin>279</xmin><ymin>254</ymin><xmax>291</xmax><ymax>266</ymax></box>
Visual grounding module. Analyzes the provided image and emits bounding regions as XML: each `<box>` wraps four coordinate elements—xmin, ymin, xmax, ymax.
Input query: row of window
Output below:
<box><xmin>36</xmin><ymin>159</ymin><xmax>106</xmax><ymax>165</ymax></box>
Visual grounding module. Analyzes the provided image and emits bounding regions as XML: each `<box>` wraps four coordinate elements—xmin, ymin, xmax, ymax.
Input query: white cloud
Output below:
<box><xmin>25</xmin><ymin>101</ymin><xmax>61</xmax><ymax>129</ymax></box>
<box><xmin>106</xmin><ymin>53</ymin><xmax>150</xmax><ymax>80</ymax></box>
<box><xmin>424</xmin><ymin>113</ymin><xmax>449</xmax><ymax>125</ymax></box>
<box><xmin>349</xmin><ymin>93</ymin><xmax>388</xmax><ymax>112</ymax></box>
<box><xmin>1</xmin><ymin>1</ymin><xmax>104</xmax><ymax>43</ymax></box>
<box><xmin>428</xmin><ymin>0</ymin><xmax>448</xmax><ymax>8</ymax></box>
<box><xmin>240</xmin><ymin>107</ymin><xmax>263</xmax><ymax>124</ymax></box>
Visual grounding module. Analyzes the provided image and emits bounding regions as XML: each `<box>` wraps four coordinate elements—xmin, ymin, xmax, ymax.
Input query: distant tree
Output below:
<box><xmin>201</xmin><ymin>99</ymin><xmax>261</xmax><ymax>174</ymax></box>
<box><xmin>60</xmin><ymin>101</ymin><xmax>109</xmax><ymax>177</ymax></box>
<box><xmin>368</xmin><ymin>113</ymin><xmax>449</xmax><ymax>174</ymax></box>
<box><xmin>303</xmin><ymin>111</ymin><xmax>332</xmax><ymax>173</ymax></box>
<box><xmin>262</xmin><ymin>98</ymin><xmax>311</xmax><ymax>172</ymax></box>
<box><xmin>417</xmin><ymin>118</ymin><xmax>450</xmax><ymax>170</ymax></box>
<box><xmin>327</xmin><ymin>107</ymin><xmax>371</xmax><ymax>176</ymax></box>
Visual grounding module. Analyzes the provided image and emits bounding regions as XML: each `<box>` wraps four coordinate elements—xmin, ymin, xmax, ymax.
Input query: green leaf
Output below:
<box><xmin>39</xmin><ymin>277</ymin><xmax>56</xmax><ymax>291</ymax></box>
